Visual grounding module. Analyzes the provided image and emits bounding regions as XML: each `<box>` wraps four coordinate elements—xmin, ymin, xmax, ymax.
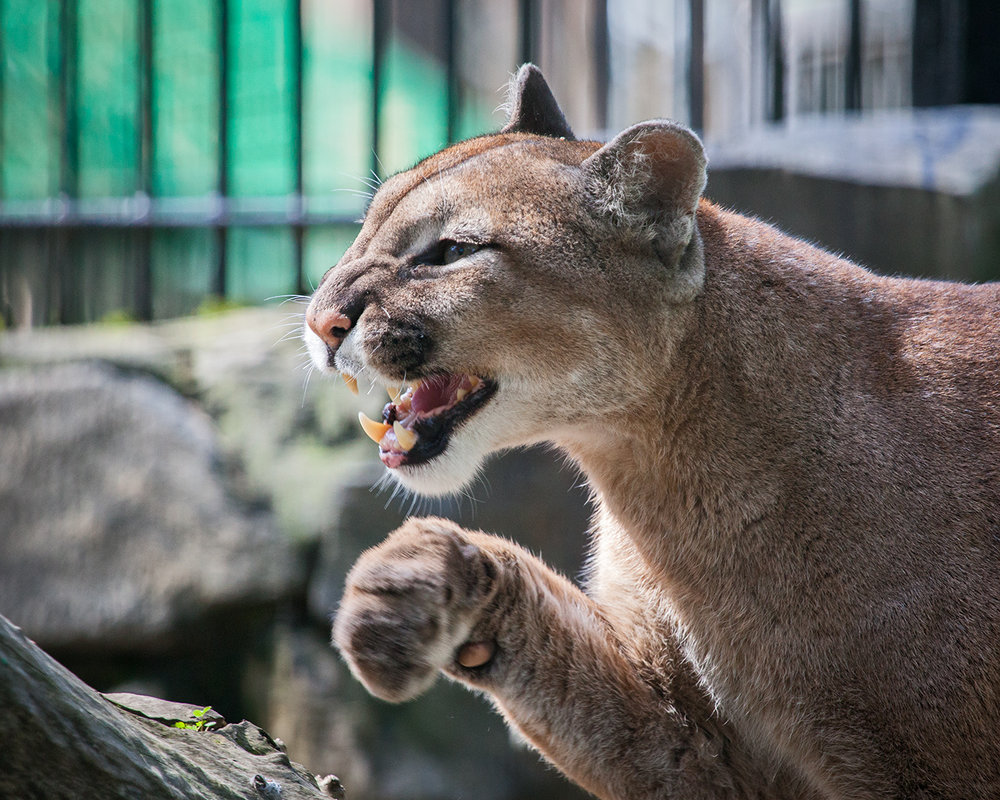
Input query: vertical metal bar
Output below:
<box><xmin>58</xmin><ymin>0</ymin><xmax>79</xmax><ymax>202</ymax></box>
<box><xmin>0</xmin><ymin>1</ymin><xmax>8</xmax><ymax>327</ymax></box>
<box><xmin>136</xmin><ymin>0</ymin><xmax>153</xmax><ymax>320</ymax></box>
<box><xmin>214</xmin><ymin>0</ymin><xmax>229</xmax><ymax>299</ymax></box>
<box><xmin>519</xmin><ymin>0</ymin><xmax>536</xmax><ymax>66</ymax></box>
<box><xmin>766</xmin><ymin>0</ymin><xmax>785</xmax><ymax>121</ymax></box>
<box><xmin>845</xmin><ymin>0</ymin><xmax>862</xmax><ymax>110</ymax></box>
<box><xmin>0</xmin><ymin>1</ymin><xmax>5</xmax><ymax>326</ymax></box>
<box><xmin>444</xmin><ymin>0</ymin><xmax>458</xmax><ymax>143</ymax></box>
<box><xmin>57</xmin><ymin>0</ymin><xmax>80</xmax><ymax>324</ymax></box>
<box><xmin>592</xmin><ymin>0</ymin><xmax>610</xmax><ymax>132</ymax></box>
<box><xmin>138</xmin><ymin>1</ymin><xmax>153</xmax><ymax>200</ymax></box>
<box><xmin>688</xmin><ymin>0</ymin><xmax>704</xmax><ymax>132</ymax></box>
<box><xmin>292</xmin><ymin>0</ymin><xmax>306</xmax><ymax>295</ymax></box>
<box><xmin>371</xmin><ymin>0</ymin><xmax>388</xmax><ymax>181</ymax></box>
<box><xmin>0</xmin><ymin>0</ymin><xmax>5</xmax><ymax>201</ymax></box>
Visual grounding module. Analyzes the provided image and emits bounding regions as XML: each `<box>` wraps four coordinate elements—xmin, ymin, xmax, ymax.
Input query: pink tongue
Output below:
<box><xmin>411</xmin><ymin>375</ymin><xmax>461</xmax><ymax>414</ymax></box>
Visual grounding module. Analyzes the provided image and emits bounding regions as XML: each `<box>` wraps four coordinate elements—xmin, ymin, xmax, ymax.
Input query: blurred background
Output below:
<box><xmin>0</xmin><ymin>2</ymin><xmax>998</xmax><ymax>799</ymax></box>
<box><xmin>2</xmin><ymin>0</ymin><xmax>998</xmax><ymax>326</ymax></box>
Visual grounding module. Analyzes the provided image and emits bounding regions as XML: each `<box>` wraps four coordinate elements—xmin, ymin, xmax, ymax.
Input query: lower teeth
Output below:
<box><xmin>393</xmin><ymin>421</ymin><xmax>418</xmax><ymax>451</ymax></box>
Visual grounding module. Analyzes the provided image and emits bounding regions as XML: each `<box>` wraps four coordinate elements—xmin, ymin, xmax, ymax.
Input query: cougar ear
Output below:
<box><xmin>582</xmin><ymin>120</ymin><xmax>706</xmax><ymax>232</ymax></box>
<box><xmin>583</xmin><ymin>121</ymin><xmax>707</xmax><ymax>295</ymax></box>
<box><xmin>501</xmin><ymin>64</ymin><xmax>575</xmax><ymax>140</ymax></box>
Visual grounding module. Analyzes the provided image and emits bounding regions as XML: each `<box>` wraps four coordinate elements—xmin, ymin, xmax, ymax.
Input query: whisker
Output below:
<box><xmin>330</xmin><ymin>188</ymin><xmax>376</xmax><ymax>200</ymax></box>
<box><xmin>274</xmin><ymin>328</ymin><xmax>306</xmax><ymax>346</ymax></box>
<box><xmin>372</xmin><ymin>150</ymin><xmax>386</xmax><ymax>180</ymax></box>
<box><xmin>301</xmin><ymin>367</ymin><xmax>314</xmax><ymax>407</ymax></box>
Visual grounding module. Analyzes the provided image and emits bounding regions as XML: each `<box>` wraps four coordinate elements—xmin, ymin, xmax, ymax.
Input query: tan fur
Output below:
<box><xmin>305</xmin><ymin>67</ymin><xmax>1000</xmax><ymax>799</ymax></box>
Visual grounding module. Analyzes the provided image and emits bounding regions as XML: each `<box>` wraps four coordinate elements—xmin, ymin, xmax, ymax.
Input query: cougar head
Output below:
<box><xmin>304</xmin><ymin>65</ymin><xmax>707</xmax><ymax>496</ymax></box>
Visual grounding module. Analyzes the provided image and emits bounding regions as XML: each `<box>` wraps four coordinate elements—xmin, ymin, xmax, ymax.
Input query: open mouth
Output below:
<box><xmin>346</xmin><ymin>373</ymin><xmax>497</xmax><ymax>469</ymax></box>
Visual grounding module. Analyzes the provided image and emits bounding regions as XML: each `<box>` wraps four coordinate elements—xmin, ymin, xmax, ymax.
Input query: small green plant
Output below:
<box><xmin>98</xmin><ymin>308</ymin><xmax>138</xmax><ymax>326</ymax></box>
<box><xmin>174</xmin><ymin>706</ymin><xmax>214</xmax><ymax>731</ymax></box>
<box><xmin>196</xmin><ymin>295</ymin><xmax>249</xmax><ymax>316</ymax></box>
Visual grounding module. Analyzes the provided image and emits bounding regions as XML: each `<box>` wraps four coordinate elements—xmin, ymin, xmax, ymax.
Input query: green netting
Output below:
<box><xmin>152</xmin><ymin>0</ymin><xmax>217</xmax><ymax>197</ymax></box>
<box><xmin>0</xmin><ymin>0</ymin><xmax>499</xmax><ymax>322</ymax></box>
<box><xmin>380</xmin><ymin>34</ymin><xmax>448</xmax><ymax>176</ymax></box>
<box><xmin>1</xmin><ymin>1</ymin><xmax>500</xmax><ymax>206</ymax></box>
<box><xmin>77</xmin><ymin>0</ymin><xmax>138</xmax><ymax>198</ymax></box>
<box><xmin>1</xmin><ymin>0</ymin><xmax>58</xmax><ymax>199</ymax></box>
<box><xmin>302</xmin><ymin>0</ymin><xmax>372</xmax><ymax>213</ymax></box>
<box><xmin>229</xmin><ymin>0</ymin><xmax>294</xmax><ymax>197</ymax></box>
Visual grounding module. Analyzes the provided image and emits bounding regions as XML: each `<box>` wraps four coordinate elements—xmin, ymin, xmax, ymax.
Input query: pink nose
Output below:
<box><xmin>307</xmin><ymin>305</ymin><xmax>353</xmax><ymax>349</ymax></box>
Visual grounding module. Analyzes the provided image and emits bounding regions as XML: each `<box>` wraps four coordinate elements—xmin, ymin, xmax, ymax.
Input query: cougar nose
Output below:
<box><xmin>306</xmin><ymin>305</ymin><xmax>353</xmax><ymax>349</ymax></box>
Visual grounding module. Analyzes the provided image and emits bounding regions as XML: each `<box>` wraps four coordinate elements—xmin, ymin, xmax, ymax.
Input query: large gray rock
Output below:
<box><xmin>0</xmin><ymin>307</ymin><xmax>372</xmax><ymax>548</ymax></box>
<box><xmin>0</xmin><ymin>361</ymin><xmax>301</xmax><ymax>650</ymax></box>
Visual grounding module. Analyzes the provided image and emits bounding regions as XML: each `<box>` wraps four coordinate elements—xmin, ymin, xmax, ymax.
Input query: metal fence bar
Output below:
<box><xmin>444</xmin><ymin>0</ymin><xmax>458</xmax><ymax>143</ymax></box>
<box><xmin>214</xmin><ymin>0</ymin><xmax>229</xmax><ymax>299</ymax></box>
<box><xmin>845</xmin><ymin>0</ymin><xmax>862</xmax><ymax>110</ymax></box>
<box><xmin>371</xmin><ymin>0</ymin><xmax>389</xmax><ymax>181</ymax></box>
<box><xmin>0</xmin><ymin>2</ymin><xmax>5</xmax><ymax>201</ymax></box>
<box><xmin>765</xmin><ymin>0</ymin><xmax>785</xmax><ymax>122</ymax></box>
<box><xmin>592</xmin><ymin>0</ymin><xmax>610</xmax><ymax>131</ymax></box>
<box><xmin>56</xmin><ymin>0</ymin><xmax>80</xmax><ymax>324</ymax></box>
<box><xmin>0</xmin><ymin>206</ymin><xmax>360</xmax><ymax>230</ymax></box>
<box><xmin>291</xmin><ymin>0</ymin><xmax>306</xmax><ymax>295</ymax></box>
<box><xmin>688</xmin><ymin>0</ymin><xmax>705</xmax><ymax>132</ymax></box>
<box><xmin>519</xmin><ymin>0</ymin><xmax>537</xmax><ymax>66</ymax></box>
<box><xmin>136</xmin><ymin>0</ymin><xmax>154</xmax><ymax>320</ymax></box>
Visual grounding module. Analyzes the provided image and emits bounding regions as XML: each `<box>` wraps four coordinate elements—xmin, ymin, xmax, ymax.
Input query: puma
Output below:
<box><xmin>303</xmin><ymin>65</ymin><xmax>1000</xmax><ymax>799</ymax></box>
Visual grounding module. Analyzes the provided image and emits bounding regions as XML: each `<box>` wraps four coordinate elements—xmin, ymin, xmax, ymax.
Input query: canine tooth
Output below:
<box><xmin>467</xmin><ymin>375</ymin><xmax>482</xmax><ymax>390</ymax></box>
<box><xmin>386</xmin><ymin>383</ymin><xmax>401</xmax><ymax>401</ymax></box>
<box><xmin>358</xmin><ymin>412</ymin><xmax>390</xmax><ymax>443</ymax></box>
<box><xmin>393</xmin><ymin>421</ymin><xmax>418</xmax><ymax>451</ymax></box>
<box><xmin>342</xmin><ymin>374</ymin><xmax>359</xmax><ymax>395</ymax></box>
<box><xmin>456</xmin><ymin>388</ymin><xmax>468</xmax><ymax>402</ymax></box>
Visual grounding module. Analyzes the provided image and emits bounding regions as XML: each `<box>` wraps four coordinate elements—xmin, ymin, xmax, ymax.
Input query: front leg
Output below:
<box><xmin>332</xmin><ymin>516</ymin><xmax>501</xmax><ymax>702</ymax></box>
<box><xmin>334</xmin><ymin>517</ymin><xmax>785</xmax><ymax>800</ymax></box>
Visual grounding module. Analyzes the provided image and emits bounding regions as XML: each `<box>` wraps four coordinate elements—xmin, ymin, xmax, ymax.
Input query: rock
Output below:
<box><xmin>0</xmin><ymin>307</ymin><xmax>375</xmax><ymax>547</ymax></box>
<box><xmin>0</xmin><ymin>613</ymin><xmax>338</xmax><ymax>800</ymax></box>
<box><xmin>0</xmin><ymin>361</ymin><xmax>301</xmax><ymax>650</ymax></box>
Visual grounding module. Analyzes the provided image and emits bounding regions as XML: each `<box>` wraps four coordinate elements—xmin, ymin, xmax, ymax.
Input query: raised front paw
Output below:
<box><xmin>333</xmin><ymin>517</ymin><xmax>499</xmax><ymax>702</ymax></box>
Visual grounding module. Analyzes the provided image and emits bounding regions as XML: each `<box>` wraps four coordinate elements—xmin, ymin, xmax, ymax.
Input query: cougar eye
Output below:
<box><xmin>442</xmin><ymin>241</ymin><xmax>480</xmax><ymax>265</ymax></box>
<box><xmin>415</xmin><ymin>239</ymin><xmax>481</xmax><ymax>269</ymax></box>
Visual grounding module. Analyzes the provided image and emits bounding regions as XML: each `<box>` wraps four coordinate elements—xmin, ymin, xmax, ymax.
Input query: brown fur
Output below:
<box><xmin>305</xmin><ymin>66</ymin><xmax>1000</xmax><ymax>799</ymax></box>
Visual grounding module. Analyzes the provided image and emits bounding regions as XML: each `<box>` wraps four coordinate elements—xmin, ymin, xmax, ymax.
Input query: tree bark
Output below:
<box><xmin>0</xmin><ymin>614</ymin><xmax>344</xmax><ymax>800</ymax></box>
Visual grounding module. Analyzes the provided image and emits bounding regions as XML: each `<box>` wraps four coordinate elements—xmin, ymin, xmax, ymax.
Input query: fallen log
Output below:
<box><xmin>0</xmin><ymin>614</ymin><xmax>344</xmax><ymax>799</ymax></box>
